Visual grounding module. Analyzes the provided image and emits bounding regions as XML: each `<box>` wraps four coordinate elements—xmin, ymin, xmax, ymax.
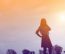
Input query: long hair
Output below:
<box><xmin>40</xmin><ymin>18</ymin><xmax>47</xmax><ymax>27</ymax></box>
<box><xmin>40</xmin><ymin>18</ymin><xmax>51</xmax><ymax>33</ymax></box>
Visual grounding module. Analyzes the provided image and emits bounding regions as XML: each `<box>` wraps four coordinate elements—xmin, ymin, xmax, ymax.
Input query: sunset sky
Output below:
<box><xmin>0</xmin><ymin>0</ymin><xmax>65</xmax><ymax>54</ymax></box>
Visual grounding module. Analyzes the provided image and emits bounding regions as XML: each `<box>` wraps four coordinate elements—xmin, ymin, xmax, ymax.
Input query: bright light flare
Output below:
<box><xmin>60</xmin><ymin>14</ymin><xmax>65</xmax><ymax>21</ymax></box>
<box><xmin>59</xmin><ymin>13</ymin><xmax>65</xmax><ymax>22</ymax></box>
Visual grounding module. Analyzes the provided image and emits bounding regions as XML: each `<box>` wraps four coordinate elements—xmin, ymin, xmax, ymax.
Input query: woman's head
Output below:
<box><xmin>40</xmin><ymin>18</ymin><xmax>47</xmax><ymax>26</ymax></box>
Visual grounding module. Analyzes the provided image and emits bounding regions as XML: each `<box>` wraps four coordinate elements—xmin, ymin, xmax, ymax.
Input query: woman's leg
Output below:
<box><xmin>48</xmin><ymin>47</ymin><xmax>52</xmax><ymax>54</ymax></box>
<box><xmin>43</xmin><ymin>47</ymin><xmax>47</xmax><ymax>54</ymax></box>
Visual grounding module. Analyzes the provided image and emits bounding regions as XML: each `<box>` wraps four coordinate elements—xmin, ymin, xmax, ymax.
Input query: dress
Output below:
<box><xmin>41</xmin><ymin>35</ymin><xmax>52</xmax><ymax>48</ymax></box>
<box><xmin>39</xmin><ymin>26</ymin><xmax>52</xmax><ymax>48</ymax></box>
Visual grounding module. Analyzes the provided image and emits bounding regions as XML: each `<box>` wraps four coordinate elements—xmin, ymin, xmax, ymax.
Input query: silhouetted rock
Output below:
<box><xmin>6</xmin><ymin>49</ymin><xmax>17</xmax><ymax>54</ymax></box>
<box><xmin>52</xmin><ymin>45</ymin><xmax>63</xmax><ymax>54</ymax></box>
<box><xmin>22</xmin><ymin>49</ymin><xmax>30</xmax><ymax>54</ymax></box>
<box><xmin>22</xmin><ymin>49</ymin><xmax>35</xmax><ymax>54</ymax></box>
<box><xmin>30</xmin><ymin>51</ymin><xmax>35</xmax><ymax>54</ymax></box>
<box><xmin>39</xmin><ymin>49</ymin><xmax>43</xmax><ymax>54</ymax></box>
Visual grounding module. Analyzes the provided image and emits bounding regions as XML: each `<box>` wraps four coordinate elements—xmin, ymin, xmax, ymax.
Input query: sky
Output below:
<box><xmin>0</xmin><ymin>0</ymin><xmax>65</xmax><ymax>54</ymax></box>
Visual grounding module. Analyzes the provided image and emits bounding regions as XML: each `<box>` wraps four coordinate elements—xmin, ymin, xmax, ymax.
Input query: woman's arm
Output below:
<box><xmin>36</xmin><ymin>27</ymin><xmax>42</xmax><ymax>37</ymax></box>
<box><xmin>47</xmin><ymin>25</ymin><xmax>51</xmax><ymax>31</ymax></box>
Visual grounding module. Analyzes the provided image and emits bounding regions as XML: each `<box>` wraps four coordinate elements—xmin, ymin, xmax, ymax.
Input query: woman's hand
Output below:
<box><xmin>36</xmin><ymin>31</ymin><xmax>42</xmax><ymax>37</ymax></box>
<box><xmin>36</xmin><ymin>26</ymin><xmax>42</xmax><ymax>37</ymax></box>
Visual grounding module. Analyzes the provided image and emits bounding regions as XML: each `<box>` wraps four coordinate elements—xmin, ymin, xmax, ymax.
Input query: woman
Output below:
<box><xmin>36</xmin><ymin>18</ymin><xmax>52</xmax><ymax>54</ymax></box>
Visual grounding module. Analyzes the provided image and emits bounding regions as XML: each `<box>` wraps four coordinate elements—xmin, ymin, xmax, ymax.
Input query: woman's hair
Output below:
<box><xmin>40</xmin><ymin>18</ymin><xmax>47</xmax><ymax>27</ymax></box>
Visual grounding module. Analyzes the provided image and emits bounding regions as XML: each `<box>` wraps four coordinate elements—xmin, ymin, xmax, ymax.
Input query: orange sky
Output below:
<box><xmin>0</xmin><ymin>0</ymin><xmax>65</xmax><ymax>23</ymax></box>
<box><xmin>0</xmin><ymin>0</ymin><xmax>65</xmax><ymax>10</ymax></box>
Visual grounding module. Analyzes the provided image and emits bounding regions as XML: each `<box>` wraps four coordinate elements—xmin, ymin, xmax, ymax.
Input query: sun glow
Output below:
<box><xmin>58</xmin><ymin>13</ymin><xmax>65</xmax><ymax>22</ymax></box>
<box><xmin>60</xmin><ymin>14</ymin><xmax>65</xmax><ymax>21</ymax></box>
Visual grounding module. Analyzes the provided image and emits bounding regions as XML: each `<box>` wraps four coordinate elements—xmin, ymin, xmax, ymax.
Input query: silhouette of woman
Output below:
<box><xmin>36</xmin><ymin>18</ymin><xmax>52</xmax><ymax>54</ymax></box>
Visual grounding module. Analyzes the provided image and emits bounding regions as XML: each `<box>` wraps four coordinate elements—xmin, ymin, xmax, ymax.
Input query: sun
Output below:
<box><xmin>60</xmin><ymin>14</ymin><xmax>65</xmax><ymax>21</ymax></box>
<box><xmin>59</xmin><ymin>13</ymin><xmax>65</xmax><ymax>22</ymax></box>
